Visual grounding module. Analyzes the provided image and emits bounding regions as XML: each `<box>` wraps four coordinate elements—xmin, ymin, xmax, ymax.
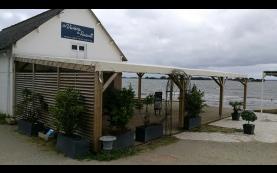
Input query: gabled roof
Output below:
<box><xmin>0</xmin><ymin>9</ymin><xmax>127</xmax><ymax>61</ymax></box>
<box><xmin>0</xmin><ymin>9</ymin><xmax>64</xmax><ymax>50</ymax></box>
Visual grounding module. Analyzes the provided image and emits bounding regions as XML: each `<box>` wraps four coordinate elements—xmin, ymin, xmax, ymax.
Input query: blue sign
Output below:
<box><xmin>61</xmin><ymin>22</ymin><xmax>94</xmax><ymax>43</ymax></box>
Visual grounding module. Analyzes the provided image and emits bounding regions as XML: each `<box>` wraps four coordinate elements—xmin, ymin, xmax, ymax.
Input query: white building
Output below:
<box><xmin>0</xmin><ymin>9</ymin><xmax>127</xmax><ymax>116</ymax></box>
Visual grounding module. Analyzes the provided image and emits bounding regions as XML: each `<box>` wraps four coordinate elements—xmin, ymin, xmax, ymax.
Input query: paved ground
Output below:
<box><xmin>175</xmin><ymin>112</ymin><xmax>277</xmax><ymax>143</ymax></box>
<box><xmin>1</xmin><ymin>112</ymin><xmax>277</xmax><ymax>165</ymax></box>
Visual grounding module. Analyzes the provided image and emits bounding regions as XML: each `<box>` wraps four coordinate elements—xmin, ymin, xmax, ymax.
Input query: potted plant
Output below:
<box><xmin>229</xmin><ymin>101</ymin><xmax>242</xmax><ymax>120</ymax></box>
<box><xmin>50</xmin><ymin>87</ymin><xmax>89</xmax><ymax>159</ymax></box>
<box><xmin>135</xmin><ymin>94</ymin><xmax>163</xmax><ymax>142</ymax></box>
<box><xmin>16</xmin><ymin>88</ymin><xmax>47</xmax><ymax>136</ymax></box>
<box><xmin>184</xmin><ymin>84</ymin><xmax>207</xmax><ymax>130</ymax></box>
<box><xmin>103</xmin><ymin>86</ymin><xmax>136</xmax><ymax>150</ymax></box>
<box><xmin>241</xmin><ymin>110</ymin><xmax>257</xmax><ymax>135</ymax></box>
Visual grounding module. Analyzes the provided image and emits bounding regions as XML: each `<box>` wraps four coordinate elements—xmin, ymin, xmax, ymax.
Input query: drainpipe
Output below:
<box><xmin>6</xmin><ymin>51</ymin><xmax>11</xmax><ymax>115</ymax></box>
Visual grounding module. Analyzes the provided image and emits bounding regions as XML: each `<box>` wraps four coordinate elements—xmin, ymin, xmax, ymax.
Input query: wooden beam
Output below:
<box><xmin>211</xmin><ymin>76</ymin><xmax>220</xmax><ymax>86</ymax></box>
<box><xmin>19</xmin><ymin>63</ymin><xmax>29</xmax><ymax>71</ymax></box>
<box><xmin>93</xmin><ymin>71</ymin><xmax>103</xmax><ymax>152</ymax></box>
<box><xmin>103</xmin><ymin>73</ymin><xmax>118</xmax><ymax>92</ymax></box>
<box><xmin>113</xmin><ymin>72</ymin><xmax>122</xmax><ymax>90</ymax></box>
<box><xmin>137</xmin><ymin>73</ymin><xmax>144</xmax><ymax>101</ymax></box>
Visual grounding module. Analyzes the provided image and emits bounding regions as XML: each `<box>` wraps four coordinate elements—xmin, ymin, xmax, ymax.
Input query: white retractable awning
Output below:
<box><xmin>14</xmin><ymin>55</ymin><xmax>247</xmax><ymax>79</ymax></box>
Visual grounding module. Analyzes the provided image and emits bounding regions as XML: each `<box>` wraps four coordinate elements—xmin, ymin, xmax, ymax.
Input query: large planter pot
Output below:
<box><xmin>17</xmin><ymin>119</ymin><xmax>44</xmax><ymax>136</ymax></box>
<box><xmin>113</xmin><ymin>130</ymin><xmax>135</xmax><ymax>149</ymax></box>
<box><xmin>135</xmin><ymin>123</ymin><xmax>163</xmax><ymax>142</ymax></box>
<box><xmin>243</xmin><ymin>124</ymin><xmax>255</xmax><ymax>135</ymax></box>
<box><xmin>56</xmin><ymin>133</ymin><xmax>90</xmax><ymax>159</ymax></box>
<box><xmin>231</xmin><ymin>112</ymin><xmax>240</xmax><ymax>121</ymax></box>
<box><xmin>184</xmin><ymin>116</ymin><xmax>201</xmax><ymax>130</ymax></box>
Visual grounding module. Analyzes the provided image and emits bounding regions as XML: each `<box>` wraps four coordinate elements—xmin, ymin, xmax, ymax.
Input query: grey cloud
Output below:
<box><xmin>2</xmin><ymin>9</ymin><xmax>277</xmax><ymax>78</ymax></box>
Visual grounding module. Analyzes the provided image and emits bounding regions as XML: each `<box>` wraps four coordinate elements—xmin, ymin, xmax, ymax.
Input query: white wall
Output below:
<box><xmin>13</xmin><ymin>9</ymin><xmax>123</xmax><ymax>62</ymax></box>
<box><xmin>0</xmin><ymin>52</ymin><xmax>13</xmax><ymax>115</ymax></box>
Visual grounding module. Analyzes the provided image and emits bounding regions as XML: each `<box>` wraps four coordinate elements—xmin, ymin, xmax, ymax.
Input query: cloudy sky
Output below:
<box><xmin>1</xmin><ymin>9</ymin><xmax>277</xmax><ymax>79</ymax></box>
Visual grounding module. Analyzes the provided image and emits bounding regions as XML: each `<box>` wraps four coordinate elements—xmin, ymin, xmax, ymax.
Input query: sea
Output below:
<box><xmin>122</xmin><ymin>78</ymin><xmax>277</xmax><ymax>110</ymax></box>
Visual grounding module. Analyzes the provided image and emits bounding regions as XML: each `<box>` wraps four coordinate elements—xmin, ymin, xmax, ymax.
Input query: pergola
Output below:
<box><xmin>14</xmin><ymin>55</ymin><xmax>248</xmax><ymax>150</ymax></box>
<box><xmin>15</xmin><ymin>55</ymin><xmax>248</xmax><ymax>124</ymax></box>
<box><xmin>260</xmin><ymin>71</ymin><xmax>277</xmax><ymax>114</ymax></box>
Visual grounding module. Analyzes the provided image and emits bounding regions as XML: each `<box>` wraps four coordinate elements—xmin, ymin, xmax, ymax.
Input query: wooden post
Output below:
<box><xmin>243</xmin><ymin>80</ymin><xmax>247</xmax><ymax>110</ymax></box>
<box><xmin>212</xmin><ymin>77</ymin><xmax>226</xmax><ymax>118</ymax></box>
<box><xmin>239</xmin><ymin>78</ymin><xmax>248</xmax><ymax>110</ymax></box>
<box><xmin>179</xmin><ymin>77</ymin><xmax>185</xmax><ymax>128</ymax></box>
<box><xmin>137</xmin><ymin>73</ymin><xmax>144</xmax><ymax>102</ymax></box>
<box><xmin>168</xmin><ymin>73</ymin><xmax>186</xmax><ymax>129</ymax></box>
<box><xmin>219</xmin><ymin>78</ymin><xmax>224</xmax><ymax>118</ymax></box>
<box><xmin>93</xmin><ymin>71</ymin><xmax>103</xmax><ymax>152</ymax></box>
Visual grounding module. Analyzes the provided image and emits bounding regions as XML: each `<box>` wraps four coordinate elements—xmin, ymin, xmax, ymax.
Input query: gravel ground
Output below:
<box><xmin>1</xmin><ymin>123</ymin><xmax>277</xmax><ymax>165</ymax></box>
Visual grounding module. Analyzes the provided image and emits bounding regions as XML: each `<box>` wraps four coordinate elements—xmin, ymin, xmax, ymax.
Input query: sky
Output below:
<box><xmin>1</xmin><ymin>9</ymin><xmax>277</xmax><ymax>79</ymax></box>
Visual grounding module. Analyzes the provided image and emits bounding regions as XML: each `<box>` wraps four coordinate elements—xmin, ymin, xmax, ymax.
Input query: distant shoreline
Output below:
<box><xmin>122</xmin><ymin>77</ymin><xmax>271</xmax><ymax>82</ymax></box>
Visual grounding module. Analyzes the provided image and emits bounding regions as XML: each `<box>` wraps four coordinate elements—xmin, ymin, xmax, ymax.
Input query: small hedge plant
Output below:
<box><xmin>50</xmin><ymin>88</ymin><xmax>85</xmax><ymax>137</ymax></box>
<box><xmin>186</xmin><ymin>85</ymin><xmax>207</xmax><ymax>117</ymax></box>
<box><xmin>143</xmin><ymin>94</ymin><xmax>154</xmax><ymax>126</ymax></box>
<box><xmin>229</xmin><ymin>101</ymin><xmax>242</xmax><ymax>114</ymax></box>
<box><xmin>103</xmin><ymin>85</ymin><xmax>135</xmax><ymax>132</ymax></box>
<box><xmin>241</xmin><ymin>110</ymin><xmax>257</xmax><ymax>124</ymax></box>
<box><xmin>15</xmin><ymin>88</ymin><xmax>47</xmax><ymax>123</ymax></box>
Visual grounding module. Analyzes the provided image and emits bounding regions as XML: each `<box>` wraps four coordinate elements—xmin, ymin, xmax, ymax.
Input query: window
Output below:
<box><xmin>72</xmin><ymin>45</ymin><xmax>78</xmax><ymax>50</ymax></box>
<box><xmin>79</xmin><ymin>46</ymin><xmax>85</xmax><ymax>51</ymax></box>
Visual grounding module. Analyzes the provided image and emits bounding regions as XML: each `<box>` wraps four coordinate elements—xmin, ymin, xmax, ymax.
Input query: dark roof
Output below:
<box><xmin>0</xmin><ymin>9</ymin><xmax>64</xmax><ymax>50</ymax></box>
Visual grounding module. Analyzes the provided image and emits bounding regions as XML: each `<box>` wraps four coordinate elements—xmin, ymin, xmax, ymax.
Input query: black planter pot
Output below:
<box><xmin>17</xmin><ymin>119</ymin><xmax>44</xmax><ymax>136</ymax></box>
<box><xmin>112</xmin><ymin>130</ymin><xmax>135</xmax><ymax>150</ymax></box>
<box><xmin>135</xmin><ymin>123</ymin><xmax>163</xmax><ymax>142</ymax></box>
<box><xmin>184</xmin><ymin>116</ymin><xmax>201</xmax><ymax>130</ymax></box>
<box><xmin>56</xmin><ymin>133</ymin><xmax>90</xmax><ymax>159</ymax></box>
<box><xmin>243</xmin><ymin>124</ymin><xmax>255</xmax><ymax>135</ymax></box>
<box><xmin>231</xmin><ymin>112</ymin><xmax>240</xmax><ymax>121</ymax></box>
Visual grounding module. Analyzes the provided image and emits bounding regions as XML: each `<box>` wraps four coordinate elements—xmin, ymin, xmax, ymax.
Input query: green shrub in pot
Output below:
<box><xmin>50</xmin><ymin>87</ymin><xmax>89</xmax><ymax>159</ymax></box>
<box><xmin>184</xmin><ymin>85</ymin><xmax>206</xmax><ymax>130</ymax></box>
<box><xmin>50</xmin><ymin>87</ymin><xmax>85</xmax><ymax>136</ymax></box>
<box><xmin>16</xmin><ymin>88</ymin><xmax>47</xmax><ymax>136</ymax></box>
<box><xmin>241</xmin><ymin>110</ymin><xmax>257</xmax><ymax>135</ymax></box>
<box><xmin>103</xmin><ymin>85</ymin><xmax>136</xmax><ymax>149</ymax></box>
<box><xmin>229</xmin><ymin>101</ymin><xmax>242</xmax><ymax>120</ymax></box>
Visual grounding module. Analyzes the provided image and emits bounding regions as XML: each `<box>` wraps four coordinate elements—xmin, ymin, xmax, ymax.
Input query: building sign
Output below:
<box><xmin>61</xmin><ymin>22</ymin><xmax>94</xmax><ymax>43</ymax></box>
